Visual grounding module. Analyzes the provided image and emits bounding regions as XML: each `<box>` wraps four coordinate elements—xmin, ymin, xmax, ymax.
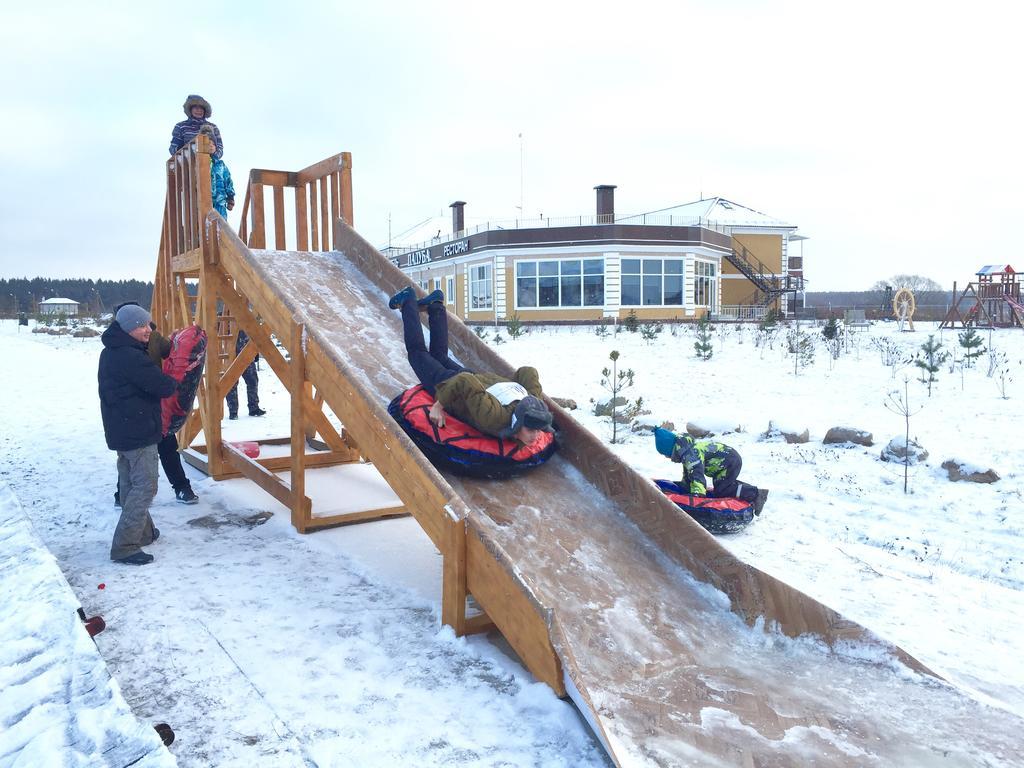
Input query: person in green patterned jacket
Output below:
<box><xmin>654</xmin><ymin>427</ymin><xmax>768</xmax><ymax>515</ymax></box>
<box><xmin>389</xmin><ymin>286</ymin><xmax>554</xmax><ymax>446</ymax></box>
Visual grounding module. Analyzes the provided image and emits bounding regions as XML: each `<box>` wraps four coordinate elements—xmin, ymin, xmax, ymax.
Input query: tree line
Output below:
<box><xmin>0</xmin><ymin>278</ymin><xmax>155</xmax><ymax>316</ymax></box>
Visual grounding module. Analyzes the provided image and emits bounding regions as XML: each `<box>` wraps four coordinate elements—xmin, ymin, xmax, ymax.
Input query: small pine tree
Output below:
<box><xmin>958</xmin><ymin>328</ymin><xmax>985</xmax><ymax>368</ymax></box>
<box><xmin>884</xmin><ymin>376</ymin><xmax>922</xmax><ymax>494</ymax></box>
<box><xmin>639</xmin><ymin>321</ymin><xmax>663</xmax><ymax>345</ymax></box>
<box><xmin>786</xmin><ymin>328</ymin><xmax>815</xmax><ymax>375</ymax></box>
<box><xmin>822</xmin><ymin>316</ymin><xmax>839</xmax><ymax>341</ymax></box>
<box><xmin>505</xmin><ymin>312</ymin><xmax>525</xmax><ymax>339</ymax></box>
<box><xmin>594</xmin><ymin>318</ymin><xmax>610</xmax><ymax>338</ymax></box>
<box><xmin>472</xmin><ymin>325</ymin><xmax>489</xmax><ymax>342</ymax></box>
<box><xmin>914</xmin><ymin>334</ymin><xmax>949</xmax><ymax>396</ymax></box>
<box><xmin>598</xmin><ymin>350</ymin><xmax>642</xmax><ymax>444</ymax></box>
<box><xmin>624</xmin><ymin>309</ymin><xmax>639</xmax><ymax>333</ymax></box>
<box><xmin>694</xmin><ymin>316</ymin><xmax>714</xmax><ymax>360</ymax></box>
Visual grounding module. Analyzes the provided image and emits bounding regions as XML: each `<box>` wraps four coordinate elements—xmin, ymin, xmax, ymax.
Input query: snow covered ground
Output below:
<box><xmin>1</xmin><ymin>316</ymin><xmax>1022</xmax><ymax>766</ymax></box>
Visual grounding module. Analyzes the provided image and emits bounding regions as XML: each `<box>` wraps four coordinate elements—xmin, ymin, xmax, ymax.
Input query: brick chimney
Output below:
<box><xmin>594</xmin><ymin>185</ymin><xmax>616</xmax><ymax>223</ymax></box>
<box><xmin>450</xmin><ymin>201</ymin><xmax>466</xmax><ymax>235</ymax></box>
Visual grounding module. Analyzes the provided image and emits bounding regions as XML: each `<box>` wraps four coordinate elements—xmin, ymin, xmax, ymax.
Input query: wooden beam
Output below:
<box><xmin>340</xmin><ymin>152</ymin><xmax>354</xmax><ymax>227</ymax></box>
<box><xmin>305</xmin><ymin>506</ymin><xmax>407</xmax><ymax>530</ymax></box>
<box><xmin>249</xmin><ymin>182</ymin><xmax>266</xmax><ymax>248</ymax></box>
<box><xmin>295</xmin><ymin>184</ymin><xmax>308</xmax><ymax>251</ymax></box>
<box><xmin>289</xmin><ymin>320</ymin><xmax>307</xmax><ymax>532</ymax></box>
<box><xmin>442</xmin><ymin>517</ymin><xmax>468</xmax><ymax>634</ymax></box>
<box><xmin>172</xmin><ymin>250</ymin><xmax>202</xmax><ymax>274</ymax></box>
<box><xmin>222</xmin><ymin>441</ymin><xmax>311</xmax><ymax>514</ymax></box>
<box><xmin>273</xmin><ymin>185</ymin><xmax>286</xmax><ymax>250</ymax></box>
<box><xmin>217</xmin><ymin>340</ymin><xmax>258</xmax><ymax>399</ymax></box>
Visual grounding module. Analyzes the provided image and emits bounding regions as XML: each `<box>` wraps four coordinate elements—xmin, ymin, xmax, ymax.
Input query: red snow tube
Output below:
<box><xmin>653</xmin><ymin>479</ymin><xmax>755</xmax><ymax>534</ymax></box>
<box><xmin>388</xmin><ymin>385</ymin><xmax>557</xmax><ymax>479</ymax></box>
<box><xmin>161</xmin><ymin>326</ymin><xmax>208</xmax><ymax>436</ymax></box>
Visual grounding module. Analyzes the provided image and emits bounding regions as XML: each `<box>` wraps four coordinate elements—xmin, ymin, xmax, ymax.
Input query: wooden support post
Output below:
<box><xmin>442</xmin><ymin>514</ymin><xmax>468</xmax><ymax>635</ymax></box>
<box><xmin>250</xmin><ymin>182</ymin><xmax>266</xmax><ymax>248</ymax></box>
<box><xmin>290</xmin><ymin>320</ymin><xmax>307</xmax><ymax>532</ymax></box>
<box><xmin>200</xmin><ymin>238</ymin><xmax>224</xmax><ymax>478</ymax></box>
<box><xmin>340</xmin><ymin>152</ymin><xmax>354</xmax><ymax>227</ymax></box>
<box><xmin>273</xmin><ymin>185</ymin><xmax>286</xmax><ymax>250</ymax></box>
<box><xmin>295</xmin><ymin>184</ymin><xmax>309</xmax><ymax>251</ymax></box>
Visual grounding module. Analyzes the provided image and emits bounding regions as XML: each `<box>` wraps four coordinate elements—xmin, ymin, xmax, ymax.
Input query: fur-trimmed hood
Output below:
<box><xmin>183</xmin><ymin>94</ymin><xmax>212</xmax><ymax>118</ymax></box>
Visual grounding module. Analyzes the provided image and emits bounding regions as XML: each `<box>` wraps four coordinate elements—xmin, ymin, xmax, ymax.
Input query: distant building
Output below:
<box><xmin>39</xmin><ymin>298</ymin><xmax>80</xmax><ymax>316</ymax></box>
<box><xmin>383</xmin><ymin>186</ymin><xmax>805</xmax><ymax>323</ymax></box>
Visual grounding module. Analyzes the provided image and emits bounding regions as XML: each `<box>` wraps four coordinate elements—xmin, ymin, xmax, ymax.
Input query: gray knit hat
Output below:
<box><xmin>500</xmin><ymin>395</ymin><xmax>554</xmax><ymax>438</ymax></box>
<box><xmin>115</xmin><ymin>304</ymin><xmax>152</xmax><ymax>332</ymax></box>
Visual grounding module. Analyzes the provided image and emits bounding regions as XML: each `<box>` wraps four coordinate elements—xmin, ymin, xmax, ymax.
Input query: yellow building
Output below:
<box><xmin>383</xmin><ymin>187</ymin><xmax>804</xmax><ymax>324</ymax></box>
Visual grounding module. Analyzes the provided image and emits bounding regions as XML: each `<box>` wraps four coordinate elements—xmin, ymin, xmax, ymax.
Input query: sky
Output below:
<box><xmin>1</xmin><ymin>0</ymin><xmax>1021</xmax><ymax>290</ymax></box>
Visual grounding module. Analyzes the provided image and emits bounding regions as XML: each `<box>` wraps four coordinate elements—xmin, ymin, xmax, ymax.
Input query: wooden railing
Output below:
<box><xmin>238</xmin><ymin>152</ymin><xmax>352</xmax><ymax>252</ymax></box>
<box><xmin>152</xmin><ymin>134</ymin><xmax>216</xmax><ymax>331</ymax></box>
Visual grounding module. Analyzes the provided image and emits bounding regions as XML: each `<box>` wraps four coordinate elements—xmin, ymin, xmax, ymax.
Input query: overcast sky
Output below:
<box><xmin>1</xmin><ymin>0</ymin><xmax>1021</xmax><ymax>290</ymax></box>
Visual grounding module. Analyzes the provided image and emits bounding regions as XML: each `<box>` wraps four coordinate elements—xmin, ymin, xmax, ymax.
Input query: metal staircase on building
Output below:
<box><xmin>727</xmin><ymin>240</ymin><xmax>803</xmax><ymax>307</ymax></box>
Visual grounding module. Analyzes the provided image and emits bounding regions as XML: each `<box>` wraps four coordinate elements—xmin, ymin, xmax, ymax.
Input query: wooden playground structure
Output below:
<box><xmin>940</xmin><ymin>264</ymin><xmax>1023</xmax><ymax>329</ymax></box>
<box><xmin>145</xmin><ymin>136</ymin><xmax>1022</xmax><ymax>766</ymax></box>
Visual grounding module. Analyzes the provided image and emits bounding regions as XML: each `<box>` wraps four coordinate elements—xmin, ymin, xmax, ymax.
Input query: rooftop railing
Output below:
<box><xmin>386</xmin><ymin>213</ymin><xmax>744</xmax><ymax>256</ymax></box>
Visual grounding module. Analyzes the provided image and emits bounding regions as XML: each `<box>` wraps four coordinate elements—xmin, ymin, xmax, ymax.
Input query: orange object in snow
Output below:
<box><xmin>229</xmin><ymin>441</ymin><xmax>261</xmax><ymax>458</ymax></box>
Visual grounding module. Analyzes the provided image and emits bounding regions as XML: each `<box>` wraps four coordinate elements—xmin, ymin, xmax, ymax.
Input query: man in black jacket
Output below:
<box><xmin>99</xmin><ymin>305</ymin><xmax>176</xmax><ymax>565</ymax></box>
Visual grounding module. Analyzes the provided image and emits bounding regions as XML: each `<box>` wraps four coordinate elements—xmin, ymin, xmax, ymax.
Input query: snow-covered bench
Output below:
<box><xmin>0</xmin><ymin>484</ymin><xmax>176</xmax><ymax>767</ymax></box>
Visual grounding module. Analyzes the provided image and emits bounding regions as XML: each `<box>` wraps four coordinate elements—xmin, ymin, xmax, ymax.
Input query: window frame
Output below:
<box><xmin>468</xmin><ymin>263</ymin><xmax>493</xmax><ymax>310</ymax></box>
<box><xmin>515</xmin><ymin>257</ymin><xmax>605</xmax><ymax>310</ymax></box>
<box><xmin>620</xmin><ymin>257</ymin><xmax>685</xmax><ymax>307</ymax></box>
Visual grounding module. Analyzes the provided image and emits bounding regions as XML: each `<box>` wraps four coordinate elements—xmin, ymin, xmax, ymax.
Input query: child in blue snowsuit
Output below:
<box><xmin>654</xmin><ymin>427</ymin><xmax>768</xmax><ymax>515</ymax></box>
<box><xmin>169</xmin><ymin>94</ymin><xmax>224</xmax><ymax>158</ymax></box>
<box><xmin>198</xmin><ymin>124</ymin><xmax>234</xmax><ymax>216</ymax></box>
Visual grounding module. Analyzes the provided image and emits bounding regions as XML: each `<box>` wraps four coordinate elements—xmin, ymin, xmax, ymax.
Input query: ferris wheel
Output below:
<box><xmin>892</xmin><ymin>287</ymin><xmax>916</xmax><ymax>332</ymax></box>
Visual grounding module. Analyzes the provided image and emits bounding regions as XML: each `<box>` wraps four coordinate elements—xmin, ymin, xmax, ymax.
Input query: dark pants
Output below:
<box><xmin>401</xmin><ymin>300</ymin><xmax>467</xmax><ymax>394</ymax></box>
<box><xmin>226</xmin><ymin>363</ymin><xmax>260</xmax><ymax>415</ymax></box>
<box><xmin>710</xmin><ymin>451</ymin><xmax>759</xmax><ymax>503</ymax></box>
<box><xmin>158</xmin><ymin>433</ymin><xmax>190</xmax><ymax>491</ymax></box>
<box><xmin>115</xmin><ymin>433</ymin><xmax>191</xmax><ymax>500</ymax></box>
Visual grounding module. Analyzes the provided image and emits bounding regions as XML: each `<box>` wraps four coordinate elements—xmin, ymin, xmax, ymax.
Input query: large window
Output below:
<box><xmin>694</xmin><ymin>260</ymin><xmax>716</xmax><ymax>308</ymax></box>
<box><xmin>469</xmin><ymin>264</ymin><xmax>492</xmax><ymax>309</ymax></box>
<box><xmin>516</xmin><ymin>259</ymin><xmax>604</xmax><ymax>308</ymax></box>
<box><xmin>621</xmin><ymin>259</ymin><xmax>683</xmax><ymax>306</ymax></box>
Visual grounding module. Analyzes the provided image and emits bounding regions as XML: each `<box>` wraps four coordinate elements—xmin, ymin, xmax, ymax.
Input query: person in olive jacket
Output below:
<box><xmin>388</xmin><ymin>286</ymin><xmax>554</xmax><ymax>446</ymax></box>
<box><xmin>98</xmin><ymin>305</ymin><xmax>176</xmax><ymax>565</ymax></box>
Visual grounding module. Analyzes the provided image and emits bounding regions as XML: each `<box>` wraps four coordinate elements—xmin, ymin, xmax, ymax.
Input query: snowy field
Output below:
<box><xmin>1</xmin><ymin>315</ymin><xmax>1022</xmax><ymax>767</ymax></box>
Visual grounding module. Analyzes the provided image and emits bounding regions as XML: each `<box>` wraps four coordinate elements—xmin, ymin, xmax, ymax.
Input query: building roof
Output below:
<box><xmin>976</xmin><ymin>264</ymin><xmax>1015</xmax><ymax>275</ymax></box>
<box><xmin>39</xmin><ymin>298</ymin><xmax>79</xmax><ymax>305</ymax></box>
<box><xmin>623</xmin><ymin>197</ymin><xmax>795</xmax><ymax>229</ymax></box>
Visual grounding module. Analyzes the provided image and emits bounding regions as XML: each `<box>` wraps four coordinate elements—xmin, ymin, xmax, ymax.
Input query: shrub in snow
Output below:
<box><xmin>880</xmin><ymin>437</ymin><xmax>928</xmax><ymax>465</ymax></box>
<box><xmin>941</xmin><ymin>460</ymin><xmax>1000</xmax><ymax>484</ymax></box>
<box><xmin>786</xmin><ymin>328</ymin><xmax>815</xmax><ymax>374</ymax></box>
<box><xmin>822</xmin><ymin>426</ymin><xmax>874</xmax><ymax>446</ymax></box>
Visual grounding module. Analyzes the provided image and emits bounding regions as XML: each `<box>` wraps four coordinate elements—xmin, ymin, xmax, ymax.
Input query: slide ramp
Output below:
<box><xmin>235</xmin><ymin>230</ymin><xmax>1021</xmax><ymax>767</ymax></box>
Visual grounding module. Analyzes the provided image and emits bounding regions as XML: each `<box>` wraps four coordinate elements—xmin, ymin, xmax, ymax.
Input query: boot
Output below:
<box><xmin>417</xmin><ymin>289</ymin><xmax>444</xmax><ymax>308</ymax></box>
<box><xmin>249</xmin><ymin>407</ymin><xmax>266</xmax><ymax>417</ymax></box>
<box><xmin>753</xmin><ymin>489</ymin><xmax>769</xmax><ymax>516</ymax></box>
<box><xmin>388</xmin><ymin>286</ymin><xmax>416</xmax><ymax>309</ymax></box>
<box><xmin>175</xmin><ymin>487</ymin><xmax>199</xmax><ymax>504</ymax></box>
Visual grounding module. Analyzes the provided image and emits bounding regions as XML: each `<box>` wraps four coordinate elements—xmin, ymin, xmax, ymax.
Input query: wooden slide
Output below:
<box><xmin>153</xmin><ymin>145</ymin><xmax>1020</xmax><ymax>767</ymax></box>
